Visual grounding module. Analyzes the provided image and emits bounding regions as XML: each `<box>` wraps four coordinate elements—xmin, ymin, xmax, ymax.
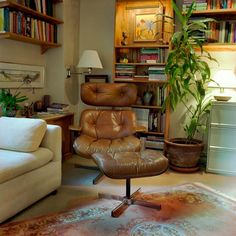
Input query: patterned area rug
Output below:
<box><xmin>1</xmin><ymin>183</ymin><xmax>236</xmax><ymax>236</ymax></box>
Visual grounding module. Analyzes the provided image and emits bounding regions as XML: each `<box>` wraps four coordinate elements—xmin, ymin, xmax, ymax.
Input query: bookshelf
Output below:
<box><xmin>113</xmin><ymin>0</ymin><xmax>173</xmax><ymax>149</ymax></box>
<box><xmin>0</xmin><ymin>0</ymin><xmax>63</xmax><ymax>53</ymax></box>
<box><xmin>184</xmin><ymin>1</ymin><xmax>236</xmax><ymax>51</ymax></box>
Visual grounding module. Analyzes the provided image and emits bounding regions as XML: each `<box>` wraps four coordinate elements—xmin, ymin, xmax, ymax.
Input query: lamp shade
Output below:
<box><xmin>208</xmin><ymin>69</ymin><xmax>236</xmax><ymax>101</ymax></box>
<box><xmin>77</xmin><ymin>50</ymin><xmax>103</xmax><ymax>69</ymax></box>
<box><xmin>208</xmin><ymin>69</ymin><xmax>236</xmax><ymax>89</ymax></box>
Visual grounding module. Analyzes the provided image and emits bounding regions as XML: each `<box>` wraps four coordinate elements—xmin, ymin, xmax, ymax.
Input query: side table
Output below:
<box><xmin>37</xmin><ymin>112</ymin><xmax>74</xmax><ymax>160</ymax></box>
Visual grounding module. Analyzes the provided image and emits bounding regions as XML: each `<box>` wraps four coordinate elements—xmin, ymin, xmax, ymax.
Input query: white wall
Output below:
<box><xmin>76</xmin><ymin>0</ymin><xmax>115</xmax><ymax>122</ymax></box>
<box><xmin>0</xmin><ymin>40</ymin><xmax>46</xmax><ymax>103</ymax></box>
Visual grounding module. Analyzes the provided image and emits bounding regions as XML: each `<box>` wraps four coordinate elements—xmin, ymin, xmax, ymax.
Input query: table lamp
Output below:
<box><xmin>208</xmin><ymin>69</ymin><xmax>236</xmax><ymax>101</ymax></box>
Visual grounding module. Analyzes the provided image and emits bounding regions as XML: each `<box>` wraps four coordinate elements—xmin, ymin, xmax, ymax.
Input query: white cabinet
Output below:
<box><xmin>207</xmin><ymin>102</ymin><xmax>236</xmax><ymax>175</ymax></box>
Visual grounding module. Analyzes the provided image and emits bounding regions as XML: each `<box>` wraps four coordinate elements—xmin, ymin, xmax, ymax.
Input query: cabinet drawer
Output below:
<box><xmin>211</xmin><ymin>103</ymin><xmax>236</xmax><ymax>125</ymax></box>
<box><xmin>207</xmin><ymin>148</ymin><xmax>236</xmax><ymax>175</ymax></box>
<box><xmin>209</xmin><ymin>126</ymin><xmax>236</xmax><ymax>148</ymax></box>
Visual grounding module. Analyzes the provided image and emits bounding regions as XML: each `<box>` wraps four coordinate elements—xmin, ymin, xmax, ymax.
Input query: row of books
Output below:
<box><xmin>206</xmin><ymin>0</ymin><xmax>236</xmax><ymax>9</ymax></box>
<box><xmin>138</xmin><ymin>48</ymin><xmax>166</xmax><ymax>63</ymax></box>
<box><xmin>148</xmin><ymin>111</ymin><xmax>165</xmax><ymax>133</ymax></box>
<box><xmin>206</xmin><ymin>21</ymin><xmax>236</xmax><ymax>43</ymax></box>
<box><xmin>183</xmin><ymin>0</ymin><xmax>236</xmax><ymax>10</ymax></box>
<box><xmin>0</xmin><ymin>8</ymin><xmax>57</xmax><ymax>43</ymax></box>
<box><xmin>115</xmin><ymin>64</ymin><xmax>135</xmax><ymax>78</ymax></box>
<box><xmin>16</xmin><ymin>0</ymin><xmax>54</xmax><ymax>16</ymax></box>
<box><xmin>155</xmin><ymin>86</ymin><xmax>166</xmax><ymax>106</ymax></box>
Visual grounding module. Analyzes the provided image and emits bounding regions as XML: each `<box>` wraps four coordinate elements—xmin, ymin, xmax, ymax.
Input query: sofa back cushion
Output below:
<box><xmin>0</xmin><ymin>117</ymin><xmax>47</xmax><ymax>152</ymax></box>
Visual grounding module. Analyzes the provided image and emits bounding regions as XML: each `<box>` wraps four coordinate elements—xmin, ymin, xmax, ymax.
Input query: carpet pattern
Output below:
<box><xmin>0</xmin><ymin>183</ymin><xmax>236</xmax><ymax>236</ymax></box>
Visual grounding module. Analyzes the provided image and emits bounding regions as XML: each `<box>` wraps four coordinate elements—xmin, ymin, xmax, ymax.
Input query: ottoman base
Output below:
<box><xmin>99</xmin><ymin>179</ymin><xmax>161</xmax><ymax>218</ymax></box>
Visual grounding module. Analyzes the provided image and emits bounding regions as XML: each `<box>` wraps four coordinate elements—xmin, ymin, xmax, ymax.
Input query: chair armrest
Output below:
<box><xmin>136</xmin><ymin>125</ymin><xmax>147</xmax><ymax>133</ymax></box>
<box><xmin>40</xmin><ymin>125</ymin><xmax>62</xmax><ymax>162</ymax></box>
<box><xmin>69</xmin><ymin>125</ymin><xmax>82</xmax><ymax>132</ymax></box>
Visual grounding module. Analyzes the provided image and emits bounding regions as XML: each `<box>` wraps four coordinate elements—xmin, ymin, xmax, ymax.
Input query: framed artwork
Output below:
<box><xmin>133</xmin><ymin>5</ymin><xmax>164</xmax><ymax>43</ymax></box>
<box><xmin>134</xmin><ymin>13</ymin><xmax>158</xmax><ymax>42</ymax></box>
<box><xmin>85</xmin><ymin>74</ymin><xmax>109</xmax><ymax>83</ymax></box>
<box><xmin>0</xmin><ymin>62</ymin><xmax>45</xmax><ymax>88</ymax></box>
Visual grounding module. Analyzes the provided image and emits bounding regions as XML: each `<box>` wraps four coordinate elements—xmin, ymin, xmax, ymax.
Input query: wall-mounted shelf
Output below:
<box><xmin>0</xmin><ymin>32</ymin><xmax>61</xmax><ymax>53</ymax></box>
<box><xmin>0</xmin><ymin>0</ymin><xmax>63</xmax><ymax>53</ymax></box>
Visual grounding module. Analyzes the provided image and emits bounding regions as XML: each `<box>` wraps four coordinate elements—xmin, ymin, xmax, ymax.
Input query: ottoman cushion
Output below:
<box><xmin>92</xmin><ymin>150</ymin><xmax>168</xmax><ymax>179</ymax></box>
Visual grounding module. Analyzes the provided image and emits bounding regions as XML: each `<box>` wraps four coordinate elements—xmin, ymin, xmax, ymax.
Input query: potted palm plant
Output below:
<box><xmin>0</xmin><ymin>88</ymin><xmax>28</xmax><ymax>117</ymax></box>
<box><xmin>163</xmin><ymin>1</ymin><xmax>217</xmax><ymax>172</ymax></box>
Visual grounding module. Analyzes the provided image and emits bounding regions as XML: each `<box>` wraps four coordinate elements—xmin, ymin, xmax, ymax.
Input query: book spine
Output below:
<box><xmin>0</xmin><ymin>8</ymin><xmax>4</xmax><ymax>32</ymax></box>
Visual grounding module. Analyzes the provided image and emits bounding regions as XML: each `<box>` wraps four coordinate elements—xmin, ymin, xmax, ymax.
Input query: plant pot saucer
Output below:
<box><xmin>169</xmin><ymin>164</ymin><xmax>200</xmax><ymax>173</ymax></box>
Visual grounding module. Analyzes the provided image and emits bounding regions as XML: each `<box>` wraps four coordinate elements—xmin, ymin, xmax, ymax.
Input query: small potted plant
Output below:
<box><xmin>163</xmin><ymin>1</ymin><xmax>217</xmax><ymax>171</ymax></box>
<box><xmin>0</xmin><ymin>88</ymin><xmax>28</xmax><ymax>117</ymax></box>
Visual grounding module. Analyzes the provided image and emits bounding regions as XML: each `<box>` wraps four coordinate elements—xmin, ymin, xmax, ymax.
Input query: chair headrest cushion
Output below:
<box><xmin>81</xmin><ymin>83</ymin><xmax>137</xmax><ymax>107</ymax></box>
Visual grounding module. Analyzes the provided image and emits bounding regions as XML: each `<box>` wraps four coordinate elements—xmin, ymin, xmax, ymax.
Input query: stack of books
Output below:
<box><xmin>206</xmin><ymin>21</ymin><xmax>236</xmax><ymax>43</ymax></box>
<box><xmin>182</xmin><ymin>0</ymin><xmax>208</xmax><ymax>11</ymax></box>
<box><xmin>115</xmin><ymin>64</ymin><xmax>135</xmax><ymax>78</ymax></box>
<box><xmin>47</xmin><ymin>103</ymin><xmax>70</xmax><ymax>114</ymax></box>
<box><xmin>138</xmin><ymin>48</ymin><xmax>166</xmax><ymax>63</ymax></box>
<box><xmin>143</xmin><ymin>136</ymin><xmax>164</xmax><ymax>150</ymax></box>
<box><xmin>148</xmin><ymin>67</ymin><xmax>167</xmax><ymax>81</ymax></box>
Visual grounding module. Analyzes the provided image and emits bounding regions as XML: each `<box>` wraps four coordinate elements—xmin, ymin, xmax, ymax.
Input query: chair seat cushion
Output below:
<box><xmin>0</xmin><ymin>147</ymin><xmax>53</xmax><ymax>184</ymax></box>
<box><xmin>73</xmin><ymin>134</ymin><xmax>140</xmax><ymax>158</ymax></box>
<box><xmin>92</xmin><ymin>150</ymin><xmax>168</xmax><ymax>179</ymax></box>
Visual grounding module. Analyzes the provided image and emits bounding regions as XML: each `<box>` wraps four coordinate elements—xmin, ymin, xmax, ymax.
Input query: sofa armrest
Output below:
<box><xmin>40</xmin><ymin>124</ymin><xmax>62</xmax><ymax>162</ymax></box>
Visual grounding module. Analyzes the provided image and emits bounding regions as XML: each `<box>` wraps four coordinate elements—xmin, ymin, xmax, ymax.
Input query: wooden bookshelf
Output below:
<box><xmin>0</xmin><ymin>0</ymin><xmax>63</xmax><ymax>53</ymax></box>
<box><xmin>193</xmin><ymin>8</ymin><xmax>236</xmax><ymax>17</ymax></box>
<box><xmin>113</xmin><ymin>0</ymin><xmax>173</xmax><ymax>140</ymax></box>
<box><xmin>114</xmin><ymin>78</ymin><xmax>167</xmax><ymax>83</ymax></box>
<box><xmin>132</xmin><ymin>104</ymin><xmax>162</xmax><ymax>109</ymax></box>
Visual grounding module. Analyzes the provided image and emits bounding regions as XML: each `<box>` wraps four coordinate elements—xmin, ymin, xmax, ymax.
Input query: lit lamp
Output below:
<box><xmin>66</xmin><ymin>50</ymin><xmax>103</xmax><ymax>78</ymax></box>
<box><xmin>77</xmin><ymin>50</ymin><xmax>103</xmax><ymax>73</ymax></box>
<box><xmin>208</xmin><ymin>69</ymin><xmax>236</xmax><ymax>101</ymax></box>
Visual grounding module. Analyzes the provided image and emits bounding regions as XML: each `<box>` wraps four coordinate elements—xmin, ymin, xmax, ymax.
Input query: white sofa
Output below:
<box><xmin>0</xmin><ymin>117</ymin><xmax>62</xmax><ymax>223</ymax></box>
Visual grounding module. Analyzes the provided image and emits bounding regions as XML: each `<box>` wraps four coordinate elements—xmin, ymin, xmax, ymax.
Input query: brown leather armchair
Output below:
<box><xmin>73</xmin><ymin>82</ymin><xmax>141</xmax><ymax>184</ymax></box>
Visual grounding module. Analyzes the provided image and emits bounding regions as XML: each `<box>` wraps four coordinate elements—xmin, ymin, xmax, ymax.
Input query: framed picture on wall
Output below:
<box><xmin>85</xmin><ymin>74</ymin><xmax>109</xmax><ymax>83</ymax></box>
<box><xmin>0</xmin><ymin>62</ymin><xmax>45</xmax><ymax>88</ymax></box>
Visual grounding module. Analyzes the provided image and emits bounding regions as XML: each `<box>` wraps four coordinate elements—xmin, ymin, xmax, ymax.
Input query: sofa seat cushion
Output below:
<box><xmin>0</xmin><ymin>117</ymin><xmax>47</xmax><ymax>152</ymax></box>
<box><xmin>73</xmin><ymin>134</ymin><xmax>140</xmax><ymax>158</ymax></box>
<box><xmin>0</xmin><ymin>148</ymin><xmax>53</xmax><ymax>184</ymax></box>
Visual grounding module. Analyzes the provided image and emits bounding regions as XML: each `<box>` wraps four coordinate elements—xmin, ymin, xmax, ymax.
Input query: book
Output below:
<box><xmin>0</xmin><ymin>8</ymin><xmax>4</xmax><ymax>33</ymax></box>
<box><xmin>48</xmin><ymin>103</ymin><xmax>70</xmax><ymax>110</ymax></box>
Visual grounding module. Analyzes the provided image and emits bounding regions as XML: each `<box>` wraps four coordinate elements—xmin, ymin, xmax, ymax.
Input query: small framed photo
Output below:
<box><xmin>85</xmin><ymin>75</ymin><xmax>109</xmax><ymax>83</ymax></box>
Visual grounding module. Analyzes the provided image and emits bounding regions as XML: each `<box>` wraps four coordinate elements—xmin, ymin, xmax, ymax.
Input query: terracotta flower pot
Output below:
<box><xmin>164</xmin><ymin>138</ymin><xmax>204</xmax><ymax>172</ymax></box>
